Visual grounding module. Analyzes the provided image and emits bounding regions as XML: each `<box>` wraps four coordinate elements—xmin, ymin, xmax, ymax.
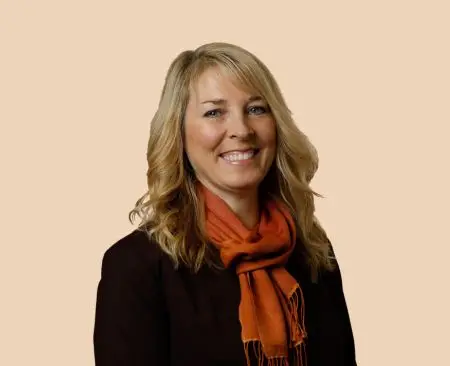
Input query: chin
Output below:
<box><xmin>222</xmin><ymin>177</ymin><xmax>263</xmax><ymax>192</ymax></box>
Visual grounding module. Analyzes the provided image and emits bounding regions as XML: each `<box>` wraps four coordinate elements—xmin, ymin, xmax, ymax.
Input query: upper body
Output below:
<box><xmin>94</xmin><ymin>229</ymin><xmax>356</xmax><ymax>366</ymax></box>
<box><xmin>93</xmin><ymin>42</ymin><xmax>357</xmax><ymax>365</ymax></box>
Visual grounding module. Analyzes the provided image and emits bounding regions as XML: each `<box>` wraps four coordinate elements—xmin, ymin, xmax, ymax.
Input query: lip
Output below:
<box><xmin>220</xmin><ymin>149</ymin><xmax>260</xmax><ymax>165</ymax></box>
<box><xmin>219</xmin><ymin>148</ymin><xmax>259</xmax><ymax>156</ymax></box>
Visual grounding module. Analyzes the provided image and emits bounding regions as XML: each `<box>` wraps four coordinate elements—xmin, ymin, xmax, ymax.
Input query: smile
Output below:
<box><xmin>220</xmin><ymin>149</ymin><xmax>260</xmax><ymax>164</ymax></box>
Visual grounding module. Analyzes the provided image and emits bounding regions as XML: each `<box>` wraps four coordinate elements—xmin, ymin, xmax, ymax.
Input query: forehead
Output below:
<box><xmin>189</xmin><ymin>66</ymin><xmax>257</xmax><ymax>103</ymax></box>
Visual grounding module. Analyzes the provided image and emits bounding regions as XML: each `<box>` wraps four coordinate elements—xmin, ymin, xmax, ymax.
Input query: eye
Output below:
<box><xmin>203</xmin><ymin>109</ymin><xmax>223</xmax><ymax>118</ymax></box>
<box><xmin>248</xmin><ymin>105</ymin><xmax>269</xmax><ymax>115</ymax></box>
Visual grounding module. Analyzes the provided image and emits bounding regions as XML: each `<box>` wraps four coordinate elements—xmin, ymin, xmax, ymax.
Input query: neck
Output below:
<box><xmin>201</xmin><ymin>182</ymin><xmax>260</xmax><ymax>229</ymax></box>
<box><xmin>223</xmin><ymin>191</ymin><xmax>260</xmax><ymax>229</ymax></box>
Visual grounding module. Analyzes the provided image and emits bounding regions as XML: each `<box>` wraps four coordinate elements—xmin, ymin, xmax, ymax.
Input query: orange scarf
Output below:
<box><xmin>199</xmin><ymin>185</ymin><xmax>307</xmax><ymax>366</ymax></box>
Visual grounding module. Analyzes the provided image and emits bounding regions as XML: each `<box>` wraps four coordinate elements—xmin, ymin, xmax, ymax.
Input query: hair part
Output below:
<box><xmin>129</xmin><ymin>42</ymin><xmax>335</xmax><ymax>278</ymax></box>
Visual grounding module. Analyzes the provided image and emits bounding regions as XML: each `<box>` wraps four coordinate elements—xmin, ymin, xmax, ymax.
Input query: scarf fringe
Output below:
<box><xmin>242</xmin><ymin>285</ymin><xmax>307</xmax><ymax>366</ymax></box>
<box><xmin>243</xmin><ymin>340</ymin><xmax>307</xmax><ymax>366</ymax></box>
<box><xmin>289</xmin><ymin>285</ymin><xmax>307</xmax><ymax>343</ymax></box>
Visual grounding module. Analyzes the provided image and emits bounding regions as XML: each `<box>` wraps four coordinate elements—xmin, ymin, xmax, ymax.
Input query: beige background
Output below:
<box><xmin>1</xmin><ymin>1</ymin><xmax>449</xmax><ymax>365</ymax></box>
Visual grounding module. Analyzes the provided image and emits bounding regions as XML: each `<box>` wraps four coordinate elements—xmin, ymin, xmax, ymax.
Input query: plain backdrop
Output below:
<box><xmin>1</xmin><ymin>1</ymin><xmax>449</xmax><ymax>365</ymax></box>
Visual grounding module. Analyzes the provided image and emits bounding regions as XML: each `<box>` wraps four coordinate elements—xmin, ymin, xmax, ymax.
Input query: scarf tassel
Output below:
<box><xmin>243</xmin><ymin>341</ymin><xmax>306</xmax><ymax>366</ymax></box>
<box><xmin>243</xmin><ymin>286</ymin><xmax>308</xmax><ymax>366</ymax></box>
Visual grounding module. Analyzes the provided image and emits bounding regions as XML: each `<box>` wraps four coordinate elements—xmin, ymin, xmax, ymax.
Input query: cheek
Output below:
<box><xmin>186</xmin><ymin>123</ymin><xmax>222</xmax><ymax>160</ymax></box>
<box><xmin>185</xmin><ymin>123</ymin><xmax>223</xmax><ymax>153</ymax></box>
<box><xmin>257</xmin><ymin>119</ymin><xmax>277</xmax><ymax>149</ymax></box>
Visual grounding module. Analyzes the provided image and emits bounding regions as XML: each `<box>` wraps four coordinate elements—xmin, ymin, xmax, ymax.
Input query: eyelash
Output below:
<box><xmin>204</xmin><ymin>105</ymin><xmax>269</xmax><ymax>118</ymax></box>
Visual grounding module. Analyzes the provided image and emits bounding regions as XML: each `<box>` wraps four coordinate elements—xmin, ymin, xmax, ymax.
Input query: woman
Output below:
<box><xmin>93</xmin><ymin>42</ymin><xmax>357</xmax><ymax>366</ymax></box>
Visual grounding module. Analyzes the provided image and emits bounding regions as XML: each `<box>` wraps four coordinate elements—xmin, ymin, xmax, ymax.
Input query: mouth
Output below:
<box><xmin>219</xmin><ymin>148</ymin><xmax>260</xmax><ymax>163</ymax></box>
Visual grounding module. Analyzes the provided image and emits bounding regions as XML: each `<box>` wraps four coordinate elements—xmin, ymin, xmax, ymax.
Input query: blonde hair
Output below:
<box><xmin>129</xmin><ymin>42</ymin><xmax>334</xmax><ymax>277</ymax></box>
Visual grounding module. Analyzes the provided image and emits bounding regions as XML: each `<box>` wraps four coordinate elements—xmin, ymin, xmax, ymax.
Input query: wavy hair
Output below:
<box><xmin>129</xmin><ymin>42</ymin><xmax>334</xmax><ymax>278</ymax></box>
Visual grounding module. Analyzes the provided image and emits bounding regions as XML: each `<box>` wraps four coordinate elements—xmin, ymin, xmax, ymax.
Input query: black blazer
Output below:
<box><xmin>93</xmin><ymin>229</ymin><xmax>357</xmax><ymax>366</ymax></box>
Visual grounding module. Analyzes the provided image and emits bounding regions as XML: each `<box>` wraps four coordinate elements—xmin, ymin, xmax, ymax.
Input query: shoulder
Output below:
<box><xmin>316</xmin><ymin>241</ymin><xmax>348</xmax><ymax>298</ymax></box>
<box><xmin>100</xmin><ymin>229</ymin><xmax>166</xmax><ymax>280</ymax></box>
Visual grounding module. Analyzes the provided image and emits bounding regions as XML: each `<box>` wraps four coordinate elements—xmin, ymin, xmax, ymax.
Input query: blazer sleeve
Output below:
<box><xmin>323</xmin><ymin>245</ymin><xmax>357</xmax><ymax>365</ymax></box>
<box><xmin>93</xmin><ymin>236</ymin><xmax>170</xmax><ymax>366</ymax></box>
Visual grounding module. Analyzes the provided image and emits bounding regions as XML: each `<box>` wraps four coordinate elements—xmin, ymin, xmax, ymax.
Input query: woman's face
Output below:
<box><xmin>183</xmin><ymin>66</ymin><xmax>276</xmax><ymax>197</ymax></box>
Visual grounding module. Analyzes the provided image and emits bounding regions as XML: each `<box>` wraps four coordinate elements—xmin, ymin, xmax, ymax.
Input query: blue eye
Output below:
<box><xmin>248</xmin><ymin>105</ymin><xmax>268</xmax><ymax>115</ymax></box>
<box><xmin>204</xmin><ymin>109</ymin><xmax>222</xmax><ymax>118</ymax></box>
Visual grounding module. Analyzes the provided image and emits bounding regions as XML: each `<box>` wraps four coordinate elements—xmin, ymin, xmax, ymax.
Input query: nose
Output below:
<box><xmin>227</xmin><ymin>111</ymin><xmax>254</xmax><ymax>139</ymax></box>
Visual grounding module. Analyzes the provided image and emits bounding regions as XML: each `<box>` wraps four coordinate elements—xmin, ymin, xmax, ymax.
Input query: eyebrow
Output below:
<box><xmin>200</xmin><ymin>95</ymin><xmax>263</xmax><ymax>105</ymax></box>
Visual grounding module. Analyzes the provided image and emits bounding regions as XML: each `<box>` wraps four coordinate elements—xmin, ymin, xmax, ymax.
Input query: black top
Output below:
<box><xmin>93</xmin><ymin>229</ymin><xmax>357</xmax><ymax>366</ymax></box>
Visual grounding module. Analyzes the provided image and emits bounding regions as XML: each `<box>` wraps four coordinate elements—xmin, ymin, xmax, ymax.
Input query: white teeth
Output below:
<box><xmin>221</xmin><ymin>150</ymin><xmax>255</xmax><ymax>162</ymax></box>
